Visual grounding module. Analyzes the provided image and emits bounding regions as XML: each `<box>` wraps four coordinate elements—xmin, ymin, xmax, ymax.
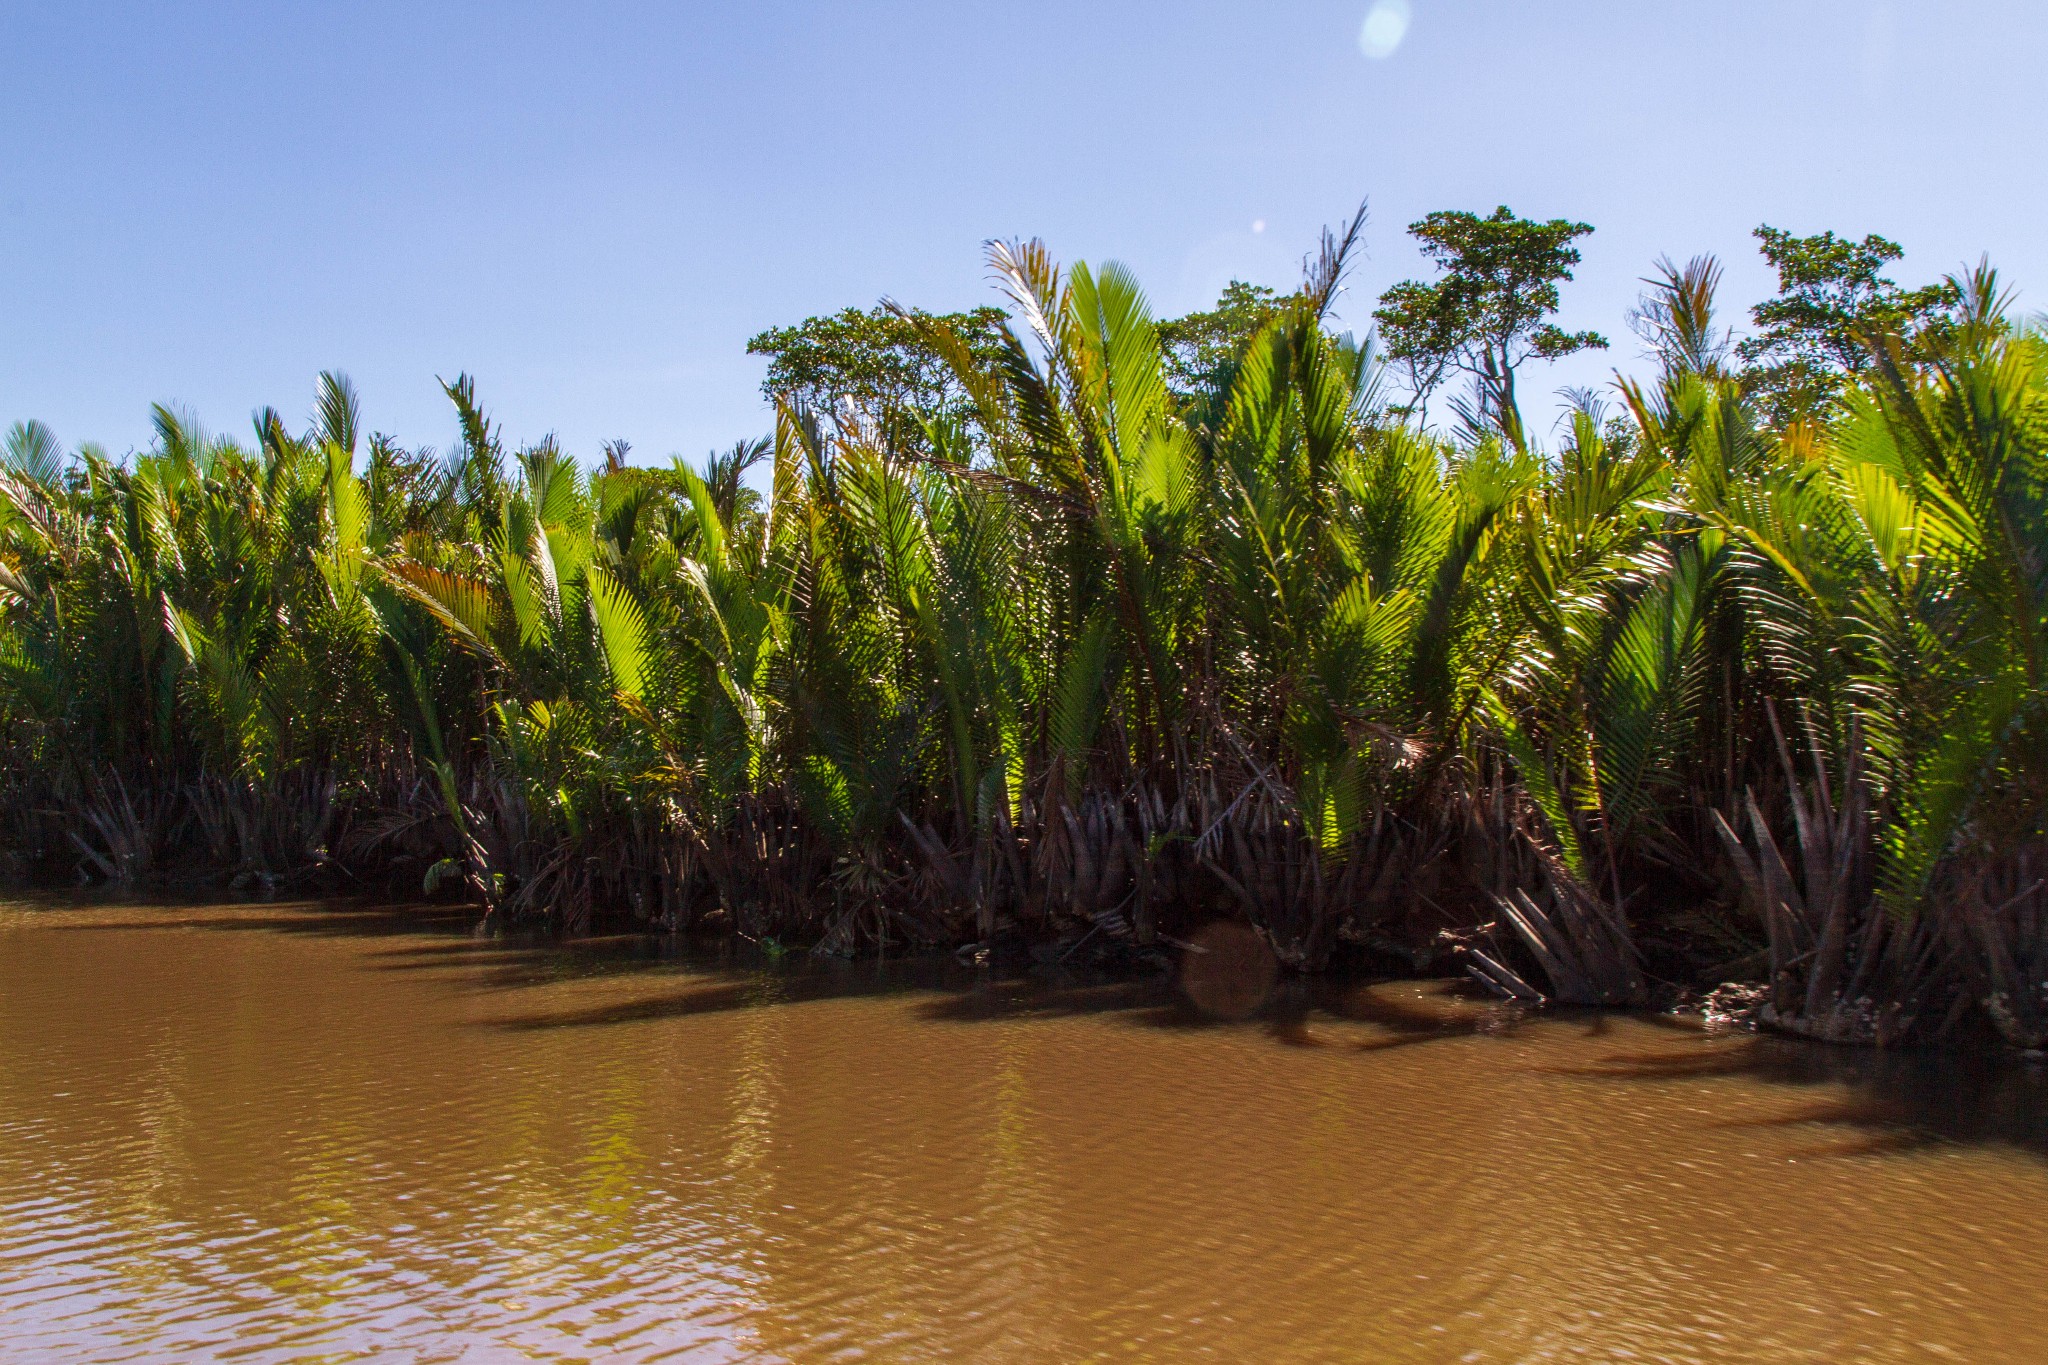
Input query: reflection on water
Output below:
<box><xmin>2</xmin><ymin>898</ymin><xmax>2047</xmax><ymax>1362</ymax></box>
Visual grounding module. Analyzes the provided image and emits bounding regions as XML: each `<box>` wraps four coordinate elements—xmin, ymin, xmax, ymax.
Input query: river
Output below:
<box><xmin>1</xmin><ymin>897</ymin><xmax>2044</xmax><ymax>1362</ymax></box>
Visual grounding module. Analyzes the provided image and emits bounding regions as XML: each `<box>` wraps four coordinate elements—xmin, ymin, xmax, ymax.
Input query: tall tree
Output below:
<box><xmin>1373</xmin><ymin>206</ymin><xmax>1607</xmax><ymax>442</ymax></box>
<box><xmin>1736</xmin><ymin>226</ymin><xmax>1960</xmax><ymax>425</ymax></box>
<box><xmin>1157</xmin><ymin>280</ymin><xmax>1288</xmax><ymax>406</ymax></box>
<box><xmin>747</xmin><ymin>303</ymin><xmax>1011</xmax><ymax>427</ymax></box>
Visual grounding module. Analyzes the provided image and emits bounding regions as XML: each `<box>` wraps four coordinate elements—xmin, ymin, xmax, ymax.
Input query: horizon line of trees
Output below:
<box><xmin>751</xmin><ymin>211</ymin><xmax>1970</xmax><ymax>453</ymax></box>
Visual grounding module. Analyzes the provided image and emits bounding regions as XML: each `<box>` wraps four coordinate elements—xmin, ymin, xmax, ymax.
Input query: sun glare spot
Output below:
<box><xmin>1359</xmin><ymin>0</ymin><xmax>1411</xmax><ymax>59</ymax></box>
<box><xmin>1252</xmin><ymin>219</ymin><xmax>1267</xmax><ymax>234</ymax></box>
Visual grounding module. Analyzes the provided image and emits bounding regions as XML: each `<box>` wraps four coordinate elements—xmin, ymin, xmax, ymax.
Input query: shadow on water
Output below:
<box><xmin>18</xmin><ymin>893</ymin><xmax>2048</xmax><ymax>1162</ymax></box>
<box><xmin>1540</xmin><ymin>1031</ymin><xmax>2048</xmax><ymax>1160</ymax></box>
<box><xmin>19</xmin><ymin>890</ymin><xmax>484</xmax><ymax>941</ymax></box>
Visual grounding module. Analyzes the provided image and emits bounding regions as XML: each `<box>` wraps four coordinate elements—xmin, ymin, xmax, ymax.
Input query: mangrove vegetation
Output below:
<box><xmin>3</xmin><ymin>205</ymin><xmax>2044</xmax><ymax>1051</ymax></box>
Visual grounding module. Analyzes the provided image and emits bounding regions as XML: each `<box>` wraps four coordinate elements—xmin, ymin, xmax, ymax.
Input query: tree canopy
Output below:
<box><xmin>1157</xmin><ymin>280</ymin><xmax>1290</xmax><ymax>403</ymax></box>
<box><xmin>746</xmin><ymin>303</ymin><xmax>1011</xmax><ymax>424</ymax></box>
<box><xmin>1373</xmin><ymin>206</ymin><xmax>1608</xmax><ymax>441</ymax></box>
<box><xmin>1737</xmin><ymin>225</ymin><xmax>1962</xmax><ymax>423</ymax></box>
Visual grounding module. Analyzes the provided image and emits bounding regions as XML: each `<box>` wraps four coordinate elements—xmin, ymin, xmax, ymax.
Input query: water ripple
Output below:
<box><xmin>2</xmin><ymin>900</ymin><xmax>2047</xmax><ymax>1361</ymax></box>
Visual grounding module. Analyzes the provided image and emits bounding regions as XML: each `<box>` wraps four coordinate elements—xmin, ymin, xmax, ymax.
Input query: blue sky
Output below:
<box><xmin>4</xmin><ymin>1</ymin><xmax>2042</xmax><ymax>463</ymax></box>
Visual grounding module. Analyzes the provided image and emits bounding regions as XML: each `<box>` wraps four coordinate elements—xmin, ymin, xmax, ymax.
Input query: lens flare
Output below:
<box><xmin>1358</xmin><ymin>0</ymin><xmax>1411</xmax><ymax>59</ymax></box>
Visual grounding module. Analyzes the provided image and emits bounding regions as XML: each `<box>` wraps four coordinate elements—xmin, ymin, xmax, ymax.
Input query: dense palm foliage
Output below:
<box><xmin>4</xmin><ymin>224</ymin><xmax>2045</xmax><ymax>1050</ymax></box>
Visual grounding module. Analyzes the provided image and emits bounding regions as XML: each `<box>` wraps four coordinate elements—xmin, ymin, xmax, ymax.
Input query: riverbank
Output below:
<box><xmin>7</xmin><ymin>226</ymin><xmax>2046</xmax><ymax>1058</ymax></box>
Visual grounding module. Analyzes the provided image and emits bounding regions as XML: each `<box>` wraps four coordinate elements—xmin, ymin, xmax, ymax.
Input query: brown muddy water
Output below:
<box><xmin>2</xmin><ymin>899</ymin><xmax>2046</xmax><ymax>1363</ymax></box>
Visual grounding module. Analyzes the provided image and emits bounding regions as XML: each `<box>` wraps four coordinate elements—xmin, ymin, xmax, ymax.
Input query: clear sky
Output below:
<box><xmin>4</xmin><ymin>1</ymin><xmax>2042</xmax><ymax>463</ymax></box>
